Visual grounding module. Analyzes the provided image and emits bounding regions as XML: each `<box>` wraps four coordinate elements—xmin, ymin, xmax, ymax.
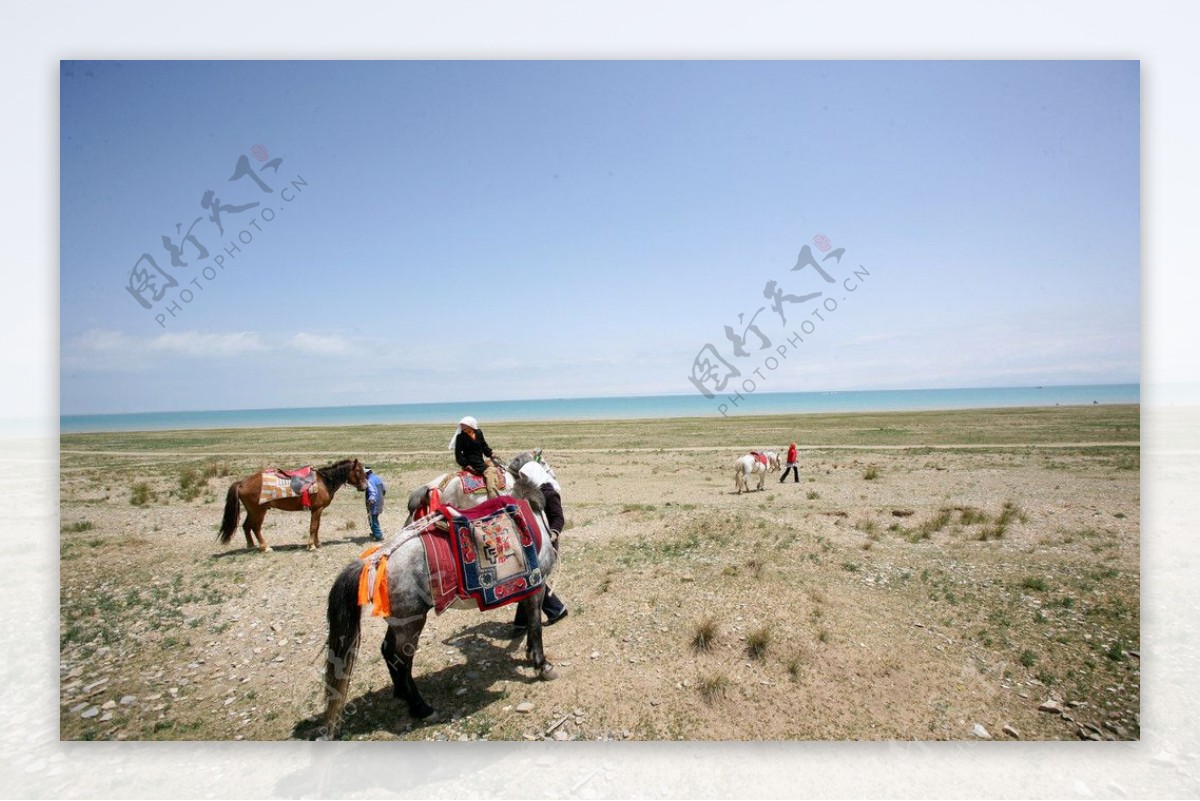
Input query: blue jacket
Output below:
<box><xmin>365</xmin><ymin>472</ymin><xmax>386</xmax><ymax>515</ymax></box>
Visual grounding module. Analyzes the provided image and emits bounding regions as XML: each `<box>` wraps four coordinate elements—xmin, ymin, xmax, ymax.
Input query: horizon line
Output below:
<box><xmin>61</xmin><ymin>381</ymin><xmax>1141</xmax><ymax>420</ymax></box>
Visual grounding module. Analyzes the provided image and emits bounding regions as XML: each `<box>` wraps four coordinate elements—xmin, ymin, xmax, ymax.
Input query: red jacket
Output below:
<box><xmin>786</xmin><ymin>444</ymin><xmax>797</xmax><ymax>464</ymax></box>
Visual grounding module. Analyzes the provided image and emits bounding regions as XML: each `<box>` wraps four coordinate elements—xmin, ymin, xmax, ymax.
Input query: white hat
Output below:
<box><xmin>449</xmin><ymin>416</ymin><xmax>480</xmax><ymax>450</ymax></box>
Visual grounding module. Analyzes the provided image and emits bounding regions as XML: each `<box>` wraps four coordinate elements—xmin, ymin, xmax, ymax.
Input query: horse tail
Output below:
<box><xmin>322</xmin><ymin>561</ymin><xmax>364</xmax><ymax>737</ymax></box>
<box><xmin>218</xmin><ymin>481</ymin><xmax>241</xmax><ymax>544</ymax></box>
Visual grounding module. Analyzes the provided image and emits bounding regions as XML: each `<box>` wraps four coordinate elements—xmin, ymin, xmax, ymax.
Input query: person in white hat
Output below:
<box><xmin>450</xmin><ymin>416</ymin><xmax>503</xmax><ymax>498</ymax></box>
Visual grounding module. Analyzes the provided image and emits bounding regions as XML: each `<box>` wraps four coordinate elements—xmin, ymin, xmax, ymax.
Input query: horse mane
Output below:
<box><xmin>508</xmin><ymin>472</ymin><xmax>545</xmax><ymax>513</ymax></box>
<box><xmin>317</xmin><ymin>459</ymin><xmax>358</xmax><ymax>491</ymax></box>
<box><xmin>507</xmin><ymin>452</ymin><xmax>535</xmax><ymax>474</ymax></box>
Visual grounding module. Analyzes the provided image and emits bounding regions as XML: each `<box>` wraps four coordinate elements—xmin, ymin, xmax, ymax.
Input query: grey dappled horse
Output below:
<box><xmin>320</xmin><ymin>455</ymin><xmax>556</xmax><ymax>737</ymax></box>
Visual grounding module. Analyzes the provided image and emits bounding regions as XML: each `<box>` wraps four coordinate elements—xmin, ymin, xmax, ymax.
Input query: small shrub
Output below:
<box><xmin>863</xmin><ymin>465</ymin><xmax>879</xmax><ymax>481</ymax></box>
<box><xmin>343</xmin><ymin>519</ymin><xmax>357</xmax><ymax>530</ymax></box>
<box><xmin>958</xmin><ymin>507</ymin><xmax>988</xmax><ymax>526</ymax></box>
<box><xmin>201</xmin><ymin>462</ymin><xmax>230</xmax><ymax>479</ymax></box>
<box><xmin>855</xmin><ymin>519</ymin><xmax>878</xmax><ymax>536</ymax></box>
<box><xmin>130</xmin><ymin>482</ymin><xmax>156</xmax><ymax>507</ymax></box>
<box><xmin>1021</xmin><ymin>576</ymin><xmax>1048</xmax><ymax>593</ymax></box>
<box><xmin>1019</xmin><ymin>649</ymin><xmax>1037</xmax><ymax>668</ymax></box>
<box><xmin>806</xmin><ymin>490</ymin><xmax>820</xmax><ymax>500</ymax></box>
<box><xmin>918</xmin><ymin>508</ymin><xmax>953</xmax><ymax>537</ymax></box>
<box><xmin>745</xmin><ymin>625</ymin><xmax>771</xmax><ymax>660</ymax></box>
<box><xmin>177</xmin><ymin>466</ymin><xmax>205</xmax><ymax>501</ymax></box>
<box><xmin>62</xmin><ymin>520</ymin><xmax>94</xmax><ymax>533</ymax></box>
<box><xmin>697</xmin><ymin>672</ymin><xmax>729</xmax><ymax>703</ymax></box>
<box><xmin>997</xmin><ymin>501</ymin><xmax>1028</xmax><ymax>527</ymax></box>
<box><xmin>692</xmin><ymin>618</ymin><xmax>719</xmax><ymax>652</ymax></box>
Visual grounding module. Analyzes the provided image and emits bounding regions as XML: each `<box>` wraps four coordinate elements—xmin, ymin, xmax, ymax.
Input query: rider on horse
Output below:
<box><xmin>451</xmin><ymin>416</ymin><xmax>504</xmax><ymax>499</ymax></box>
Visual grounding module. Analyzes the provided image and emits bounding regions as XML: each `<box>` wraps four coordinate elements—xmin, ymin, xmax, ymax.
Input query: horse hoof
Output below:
<box><xmin>262</xmin><ymin>546</ymin><xmax>273</xmax><ymax>553</ymax></box>
<box><xmin>307</xmin><ymin>545</ymin><xmax>317</xmax><ymax>552</ymax></box>
<box><xmin>539</xmin><ymin>664</ymin><xmax>559</xmax><ymax>681</ymax></box>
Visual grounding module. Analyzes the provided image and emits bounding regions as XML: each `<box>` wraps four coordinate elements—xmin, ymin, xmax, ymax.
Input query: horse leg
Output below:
<box><xmin>247</xmin><ymin>507</ymin><xmax>271</xmax><ymax>553</ymax></box>
<box><xmin>381</xmin><ymin>617</ymin><xmax>434</xmax><ymax>719</ymax></box>
<box><xmin>308</xmin><ymin>507</ymin><xmax>324</xmax><ymax>551</ymax></box>
<box><xmin>242</xmin><ymin>508</ymin><xmax>254</xmax><ymax>549</ymax></box>
<box><xmin>521</xmin><ymin>591</ymin><xmax>557</xmax><ymax>681</ymax></box>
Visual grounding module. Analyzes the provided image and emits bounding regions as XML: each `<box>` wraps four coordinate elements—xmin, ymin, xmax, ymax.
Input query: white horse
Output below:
<box><xmin>763</xmin><ymin>450</ymin><xmax>781</xmax><ymax>472</ymax></box>
<box><xmin>320</xmin><ymin>452</ymin><xmax>558</xmax><ymax>736</ymax></box>
<box><xmin>734</xmin><ymin>453</ymin><xmax>770</xmax><ymax>493</ymax></box>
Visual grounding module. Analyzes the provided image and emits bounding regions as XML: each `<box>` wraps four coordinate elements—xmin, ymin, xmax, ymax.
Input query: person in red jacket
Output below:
<box><xmin>779</xmin><ymin>441</ymin><xmax>800</xmax><ymax>483</ymax></box>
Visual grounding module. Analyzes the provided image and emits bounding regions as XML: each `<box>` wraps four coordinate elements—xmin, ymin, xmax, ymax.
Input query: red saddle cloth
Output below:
<box><xmin>751</xmin><ymin>452</ymin><xmax>768</xmax><ymax>466</ymax></box>
<box><xmin>270</xmin><ymin>466</ymin><xmax>312</xmax><ymax>480</ymax></box>
<box><xmin>419</xmin><ymin>495</ymin><xmax>545</xmax><ymax>614</ymax></box>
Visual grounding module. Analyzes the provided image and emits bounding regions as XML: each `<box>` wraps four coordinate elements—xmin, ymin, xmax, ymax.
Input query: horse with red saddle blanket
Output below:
<box><xmin>734</xmin><ymin>450</ymin><xmax>780</xmax><ymax>493</ymax></box>
<box><xmin>319</xmin><ymin>452</ymin><xmax>559</xmax><ymax>737</ymax></box>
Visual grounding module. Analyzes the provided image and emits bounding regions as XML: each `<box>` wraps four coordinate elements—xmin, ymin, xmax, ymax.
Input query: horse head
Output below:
<box><xmin>348</xmin><ymin>459</ymin><xmax>369</xmax><ymax>490</ymax></box>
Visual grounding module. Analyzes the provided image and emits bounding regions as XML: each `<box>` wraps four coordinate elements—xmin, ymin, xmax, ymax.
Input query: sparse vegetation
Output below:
<box><xmin>745</xmin><ymin>624</ymin><xmax>771</xmax><ymax>660</ymax></box>
<box><xmin>59</xmin><ymin>405</ymin><xmax>1140</xmax><ymax>742</ymax></box>
<box><xmin>129</xmin><ymin>482</ymin><xmax>156</xmax><ymax>506</ymax></box>
<box><xmin>692</xmin><ymin>618</ymin><xmax>719</xmax><ymax>652</ymax></box>
<box><xmin>697</xmin><ymin>672</ymin><xmax>729</xmax><ymax>703</ymax></box>
<box><xmin>1021</xmin><ymin>576</ymin><xmax>1049</xmax><ymax>593</ymax></box>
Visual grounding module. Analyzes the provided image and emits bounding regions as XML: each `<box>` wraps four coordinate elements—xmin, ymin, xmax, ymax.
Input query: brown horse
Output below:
<box><xmin>218</xmin><ymin>459</ymin><xmax>368</xmax><ymax>552</ymax></box>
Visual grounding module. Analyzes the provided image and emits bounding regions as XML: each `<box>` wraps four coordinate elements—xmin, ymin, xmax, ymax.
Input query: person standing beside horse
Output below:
<box><xmin>451</xmin><ymin>416</ymin><xmax>504</xmax><ymax>499</ymax></box>
<box><xmin>363</xmin><ymin>467</ymin><xmax>387</xmax><ymax>541</ymax></box>
<box><xmin>780</xmin><ymin>441</ymin><xmax>800</xmax><ymax>483</ymax></box>
<box><xmin>513</xmin><ymin>450</ymin><xmax>568</xmax><ymax>634</ymax></box>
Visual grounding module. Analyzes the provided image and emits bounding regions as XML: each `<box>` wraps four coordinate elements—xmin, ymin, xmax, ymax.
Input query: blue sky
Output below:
<box><xmin>60</xmin><ymin>60</ymin><xmax>1139</xmax><ymax>415</ymax></box>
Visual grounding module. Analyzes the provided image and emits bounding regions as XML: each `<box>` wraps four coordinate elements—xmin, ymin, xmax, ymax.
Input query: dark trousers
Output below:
<box><xmin>513</xmin><ymin>588</ymin><xmax>567</xmax><ymax>627</ymax></box>
<box><xmin>780</xmin><ymin>464</ymin><xmax>800</xmax><ymax>482</ymax></box>
<box><xmin>514</xmin><ymin>481</ymin><xmax>566</xmax><ymax>626</ymax></box>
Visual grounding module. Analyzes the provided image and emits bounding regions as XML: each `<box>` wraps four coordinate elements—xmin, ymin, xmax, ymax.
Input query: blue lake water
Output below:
<box><xmin>60</xmin><ymin>384</ymin><xmax>1140</xmax><ymax>434</ymax></box>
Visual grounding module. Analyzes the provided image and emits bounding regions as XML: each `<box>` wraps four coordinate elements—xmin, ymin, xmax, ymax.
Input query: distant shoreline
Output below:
<box><xmin>58</xmin><ymin>404</ymin><xmax>1141</xmax><ymax>456</ymax></box>
<box><xmin>60</xmin><ymin>384</ymin><xmax>1140</xmax><ymax>435</ymax></box>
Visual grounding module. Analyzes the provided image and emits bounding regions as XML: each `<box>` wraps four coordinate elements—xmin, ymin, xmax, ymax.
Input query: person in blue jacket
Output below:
<box><xmin>363</xmin><ymin>467</ymin><xmax>387</xmax><ymax>541</ymax></box>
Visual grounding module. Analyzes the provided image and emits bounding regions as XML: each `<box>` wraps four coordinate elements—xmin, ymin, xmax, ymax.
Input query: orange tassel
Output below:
<box><xmin>357</xmin><ymin>561</ymin><xmax>372</xmax><ymax>608</ymax></box>
<box><xmin>373</xmin><ymin>555</ymin><xmax>390</xmax><ymax>617</ymax></box>
<box><xmin>360</xmin><ymin>544</ymin><xmax>381</xmax><ymax>559</ymax></box>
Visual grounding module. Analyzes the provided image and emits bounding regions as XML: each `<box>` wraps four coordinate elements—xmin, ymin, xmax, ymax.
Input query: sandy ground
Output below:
<box><xmin>59</xmin><ymin>406</ymin><xmax>1140</xmax><ymax>743</ymax></box>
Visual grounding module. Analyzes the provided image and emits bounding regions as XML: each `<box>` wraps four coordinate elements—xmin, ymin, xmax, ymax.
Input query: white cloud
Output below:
<box><xmin>148</xmin><ymin>331</ymin><xmax>265</xmax><ymax>358</ymax></box>
<box><xmin>61</xmin><ymin>328</ymin><xmax>355</xmax><ymax>371</ymax></box>
<box><xmin>290</xmin><ymin>331</ymin><xmax>351</xmax><ymax>356</ymax></box>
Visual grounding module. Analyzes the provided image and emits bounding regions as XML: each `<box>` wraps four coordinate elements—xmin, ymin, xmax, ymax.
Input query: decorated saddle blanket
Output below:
<box><xmin>432</xmin><ymin>496</ymin><xmax>545</xmax><ymax>613</ymax></box>
<box><xmin>440</xmin><ymin>468</ymin><xmax>508</xmax><ymax>496</ymax></box>
<box><xmin>751</xmin><ymin>452</ymin><xmax>768</xmax><ymax>466</ymax></box>
<box><xmin>259</xmin><ymin>466</ymin><xmax>317</xmax><ymax>507</ymax></box>
<box><xmin>356</xmin><ymin>495</ymin><xmax>546</xmax><ymax>618</ymax></box>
